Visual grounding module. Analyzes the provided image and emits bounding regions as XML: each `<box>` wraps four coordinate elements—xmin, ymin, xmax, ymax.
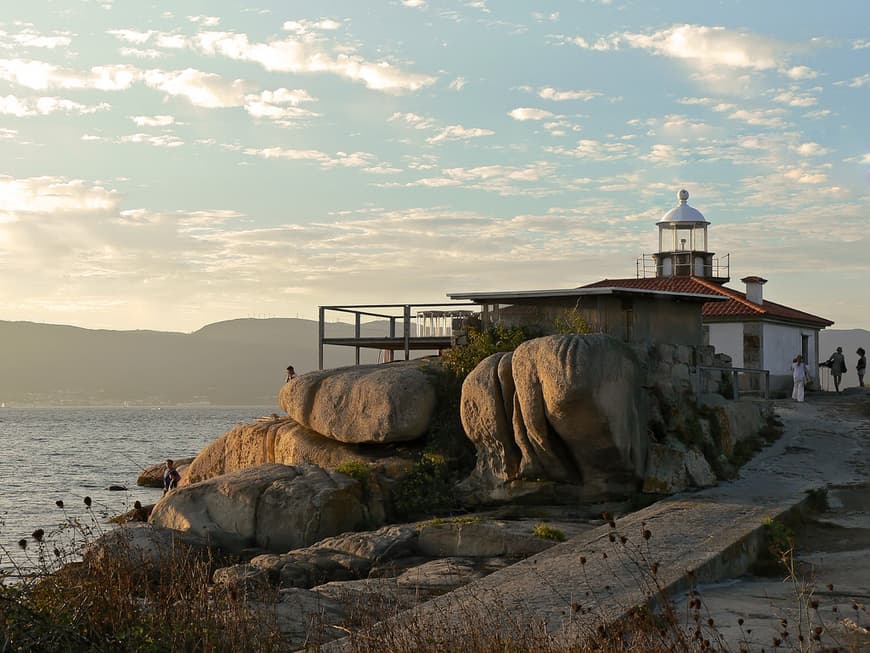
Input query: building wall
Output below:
<box><xmin>762</xmin><ymin>322</ymin><xmax>821</xmax><ymax>394</ymax></box>
<box><xmin>486</xmin><ymin>296</ymin><xmax>703</xmax><ymax>348</ymax></box>
<box><xmin>707</xmin><ymin>322</ymin><xmax>743</xmax><ymax>367</ymax></box>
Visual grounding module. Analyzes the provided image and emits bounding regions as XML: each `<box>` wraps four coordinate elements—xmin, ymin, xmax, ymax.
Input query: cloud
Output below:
<box><xmin>107</xmin><ymin>29</ymin><xmax>155</xmax><ymax>44</ymax></box>
<box><xmin>0</xmin><ymin>175</ymin><xmax>118</xmax><ymax>213</ymax></box>
<box><xmin>389</xmin><ymin>112</ymin><xmax>435</xmax><ymax>130</ymax></box>
<box><xmin>131</xmin><ymin>115</ymin><xmax>175</xmax><ymax>127</ymax></box>
<box><xmin>0</xmin><ymin>58</ymin><xmax>138</xmax><ymax>90</ymax></box>
<box><xmin>0</xmin><ymin>94</ymin><xmax>110</xmax><ymax>116</ymax></box>
<box><xmin>791</xmin><ymin>142</ymin><xmax>830</xmax><ymax>157</ymax></box>
<box><xmin>548</xmin><ymin>139</ymin><xmax>635</xmax><ymax>161</ymax></box>
<box><xmin>119</xmin><ymin>133</ymin><xmax>184</xmax><ymax>148</ymax></box>
<box><xmin>243</xmin><ymin>88</ymin><xmax>318</xmax><ymax>123</ymax></box>
<box><xmin>570</xmin><ymin>24</ymin><xmax>811</xmax><ymax>83</ymax></box>
<box><xmin>772</xmin><ymin>89</ymin><xmax>817</xmax><ymax>107</ymax></box>
<box><xmin>243</xmin><ymin>146</ymin><xmax>378</xmax><ymax>170</ymax></box>
<box><xmin>538</xmin><ymin>87</ymin><xmax>601</xmax><ymax>102</ymax></box>
<box><xmin>0</xmin><ymin>28</ymin><xmax>72</xmax><ymax>50</ymax></box>
<box><xmin>426</xmin><ymin>124</ymin><xmax>495</xmax><ymax>144</ymax></box>
<box><xmin>187</xmin><ymin>15</ymin><xmax>221</xmax><ymax>27</ymax></box>
<box><xmin>282</xmin><ymin>19</ymin><xmax>342</xmax><ymax>33</ymax></box>
<box><xmin>835</xmin><ymin>73</ymin><xmax>870</xmax><ymax>88</ymax></box>
<box><xmin>142</xmin><ymin>68</ymin><xmax>250</xmax><ymax>108</ymax></box>
<box><xmin>401</xmin><ymin>0</ymin><xmax>427</xmax><ymax>7</ymax></box>
<box><xmin>449</xmin><ymin>77</ymin><xmax>466</xmax><ymax>91</ymax></box>
<box><xmin>509</xmin><ymin>107</ymin><xmax>555</xmax><ymax>121</ymax></box>
<box><xmin>784</xmin><ymin>65</ymin><xmax>818</xmax><ymax>79</ymax></box>
<box><xmin>192</xmin><ymin>30</ymin><xmax>435</xmax><ymax>94</ymax></box>
<box><xmin>641</xmin><ymin>144</ymin><xmax>686</xmax><ymax>166</ymax></box>
<box><xmin>782</xmin><ymin>167</ymin><xmax>828</xmax><ymax>184</ymax></box>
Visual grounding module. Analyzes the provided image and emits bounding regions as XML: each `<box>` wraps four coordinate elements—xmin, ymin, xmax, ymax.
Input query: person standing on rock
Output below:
<box><xmin>163</xmin><ymin>459</ymin><xmax>181</xmax><ymax>495</ymax></box>
<box><xmin>285</xmin><ymin>365</ymin><xmax>297</xmax><ymax>383</ymax></box>
<box><xmin>792</xmin><ymin>355</ymin><xmax>809</xmax><ymax>402</ymax></box>
<box><xmin>857</xmin><ymin>348</ymin><xmax>866</xmax><ymax>388</ymax></box>
<box><xmin>825</xmin><ymin>347</ymin><xmax>847</xmax><ymax>393</ymax></box>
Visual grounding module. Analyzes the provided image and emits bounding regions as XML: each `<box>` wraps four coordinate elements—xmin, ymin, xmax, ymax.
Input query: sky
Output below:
<box><xmin>1</xmin><ymin>1</ymin><xmax>868</xmax><ymax>332</ymax></box>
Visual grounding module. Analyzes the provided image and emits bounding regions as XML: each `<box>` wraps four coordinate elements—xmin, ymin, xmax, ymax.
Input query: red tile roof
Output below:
<box><xmin>580</xmin><ymin>276</ymin><xmax>834</xmax><ymax>327</ymax></box>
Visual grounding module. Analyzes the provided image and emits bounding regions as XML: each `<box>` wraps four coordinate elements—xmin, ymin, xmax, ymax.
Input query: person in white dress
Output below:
<box><xmin>792</xmin><ymin>355</ymin><xmax>809</xmax><ymax>402</ymax></box>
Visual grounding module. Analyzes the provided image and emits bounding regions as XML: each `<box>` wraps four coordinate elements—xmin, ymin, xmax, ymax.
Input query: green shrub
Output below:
<box><xmin>335</xmin><ymin>460</ymin><xmax>372</xmax><ymax>485</ymax></box>
<box><xmin>392</xmin><ymin>452</ymin><xmax>455</xmax><ymax>520</ymax></box>
<box><xmin>552</xmin><ymin>308</ymin><xmax>594</xmax><ymax>335</ymax></box>
<box><xmin>532</xmin><ymin>522</ymin><xmax>566</xmax><ymax>542</ymax></box>
<box><xmin>441</xmin><ymin>324</ymin><xmax>531</xmax><ymax>379</ymax></box>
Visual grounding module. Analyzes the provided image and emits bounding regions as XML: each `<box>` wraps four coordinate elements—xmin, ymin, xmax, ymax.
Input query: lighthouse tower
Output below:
<box><xmin>651</xmin><ymin>189</ymin><xmax>729</xmax><ymax>284</ymax></box>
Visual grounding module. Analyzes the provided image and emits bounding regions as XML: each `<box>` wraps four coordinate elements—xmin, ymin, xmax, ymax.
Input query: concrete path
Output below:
<box><xmin>323</xmin><ymin>389</ymin><xmax>870</xmax><ymax>651</ymax></box>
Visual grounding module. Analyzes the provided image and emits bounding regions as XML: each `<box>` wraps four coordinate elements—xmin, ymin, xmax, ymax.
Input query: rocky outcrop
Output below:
<box><xmin>642</xmin><ymin>439</ymin><xmax>717</xmax><ymax>494</ymax></box>
<box><xmin>137</xmin><ymin>457</ymin><xmax>194</xmax><ymax>488</ymax></box>
<box><xmin>149</xmin><ymin>464</ymin><xmax>368</xmax><ymax>554</ymax></box>
<box><xmin>184</xmin><ymin>416</ymin><xmax>416</xmax><ymax>486</ymax></box>
<box><xmin>279</xmin><ymin>360</ymin><xmax>444</xmax><ymax>444</ymax></box>
<box><xmin>212</xmin><ymin>517</ymin><xmax>591</xmax><ymax>592</ymax></box>
<box><xmin>85</xmin><ymin>522</ymin><xmax>211</xmax><ymax>573</ymax></box>
<box><xmin>460</xmin><ymin>334</ymin><xmax>648</xmax><ymax>502</ymax></box>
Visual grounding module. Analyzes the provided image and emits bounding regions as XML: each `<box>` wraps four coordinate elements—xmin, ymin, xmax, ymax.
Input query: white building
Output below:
<box><xmin>582</xmin><ymin>190</ymin><xmax>833</xmax><ymax>394</ymax></box>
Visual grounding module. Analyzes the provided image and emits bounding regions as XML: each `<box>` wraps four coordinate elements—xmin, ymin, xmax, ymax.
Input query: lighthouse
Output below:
<box><xmin>650</xmin><ymin>189</ymin><xmax>729</xmax><ymax>283</ymax></box>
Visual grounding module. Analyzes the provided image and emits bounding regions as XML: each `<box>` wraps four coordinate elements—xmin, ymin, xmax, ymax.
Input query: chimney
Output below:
<box><xmin>741</xmin><ymin>275</ymin><xmax>767</xmax><ymax>305</ymax></box>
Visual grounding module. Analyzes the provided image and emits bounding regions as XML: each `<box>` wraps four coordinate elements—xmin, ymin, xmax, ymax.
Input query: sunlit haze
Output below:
<box><xmin>1</xmin><ymin>1</ymin><xmax>868</xmax><ymax>332</ymax></box>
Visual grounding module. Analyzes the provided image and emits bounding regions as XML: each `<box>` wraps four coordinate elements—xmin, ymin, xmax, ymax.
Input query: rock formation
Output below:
<box><xmin>460</xmin><ymin>334</ymin><xmax>648</xmax><ymax>502</ymax></box>
<box><xmin>149</xmin><ymin>463</ymin><xmax>369</xmax><ymax>554</ymax></box>
<box><xmin>279</xmin><ymin>360</ymin><xmax>443</xmax><ymax>444</ymax></box>
<box><xmin>184</xmin><ymin>416</ymin><xmax>416</xmax><ymax>486</ymax></box>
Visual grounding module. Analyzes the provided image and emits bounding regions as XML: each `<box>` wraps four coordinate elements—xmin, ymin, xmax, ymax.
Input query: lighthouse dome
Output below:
<box><xmin>657</xmin><ymin>189</ymin><xmax>709</xmax><ymax>225</ymax></box>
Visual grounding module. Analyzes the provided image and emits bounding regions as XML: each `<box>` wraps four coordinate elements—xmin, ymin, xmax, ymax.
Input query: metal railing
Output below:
<box><xmin>694</xmin><ymin>365</ymin><xmax>769</xmax><ymax>402</ymax></box>
<box><xmin>318</xmin><ymin>303</ymin><xmax>477</xmax><ymax>369</ymax></box>
<box><xmin>636</xmin><ymin>253</ymin><xmax>730</xmax><ymax>279</ymax></box>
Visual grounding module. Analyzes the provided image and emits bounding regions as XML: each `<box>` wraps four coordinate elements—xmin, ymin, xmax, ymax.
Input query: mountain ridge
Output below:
<box><xmin>0</xmin><ymin>319</ymin><xmax>865</xmax><ymax>406</ymax></box>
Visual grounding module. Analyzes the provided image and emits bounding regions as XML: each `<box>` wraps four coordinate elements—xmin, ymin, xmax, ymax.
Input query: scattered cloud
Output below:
<box><xmin>509</xmin><ymin>107</ymin><xmax>555</xmax><ymax>121</ymax></box>
<box><xmin>0</xmin><ymin>28</ymin><xmax>72</xmax><ymax>50</ymax></box>
<box><xmin>538</xmin><ymin>87</ymin><xmax>602</xmax><ymax>102</ymax></box>
<box><xmin>772</xmin><ymin>89</ymin><xmax>817</xmax><ymax>107</ymax></box>
<box><xmin>0</xmin><ymin>58</ymin><xmax>138</xmax><ymax>90</ymax></box>
<box><xmin>548</xmin><ymin>139</ymin><xmax>635</xmax><ymax>161</ymax></box>
<box><xmin>449</xmin><ymin>77</ymin><xmax>466</xmax><ymax>91</ymax></box>
<box><xmin>142</xmin><ymin>68</ymin><xmax>250</xmax><ymax>108</ymax></box>
<box><xmin>193</xmin><ymin>30</ymin><xmax>436</xmax><ymax>94</ymax></box>
<box><xmin>835</xmin><ymin>73</ymin><xmax>870</xmax><ymax>88</ymax></box>
<box><xmin>791</xmin><ymin>142</ymin><xmax>830</xmax><ymax>157</ymax></box>
<box><xmin>426</xmin><ymin>125</ymin><xmax>495</xmax><ymax>144</ymax></box>
<box><xmin>130</xmin><ymin>115</ymin><xmax>175</xmax><ymax>127</ymax></box>
<box><xmin>0</xmin><ymin>95</ymin><xmax>110</xmax><ymax>116</ymax></box>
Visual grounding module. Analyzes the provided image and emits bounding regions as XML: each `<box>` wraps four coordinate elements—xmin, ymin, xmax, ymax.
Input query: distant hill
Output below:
<box><xmin>2</xmin><ymin>320</ymin><xmax>863</xmax><ymax>406</ymax></box>
<box><xmin>0</xmin><ymin>318</ymin><xmax>383</xmax><ymax>407</ymax></box>
<box><xmin>820</xmin><ymin>328</ymin><xmax>870</xmax><ymax>389</ymax></box>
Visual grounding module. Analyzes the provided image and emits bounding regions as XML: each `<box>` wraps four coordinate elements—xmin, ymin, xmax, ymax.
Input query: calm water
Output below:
<box><xmin>0</xmin><ymin>406</ymin><xmax>273</xmax><ymax>573</ymax></box>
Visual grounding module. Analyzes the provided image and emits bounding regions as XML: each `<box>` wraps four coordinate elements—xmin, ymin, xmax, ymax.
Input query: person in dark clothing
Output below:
<box><xmin>858</xmin><ymin>347</ymin><xmax>866</xmax><ymax>388</ymax></box>
<box><xmin>825</xmin><ymin>347</ymin><xmax>847</xmax><ymax>393</ymax></box>
<box><xmin>163</xmin><ymin>459</ymin><xmax>181</xmax><ymax>495</ymax></box>
<box><xmin>286</xmin><ymin>365</ymin><xmax>297</xmax><ymax>383</ymax></box>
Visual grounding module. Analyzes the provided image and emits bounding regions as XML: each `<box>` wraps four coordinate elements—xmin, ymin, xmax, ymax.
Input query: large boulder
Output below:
<box><xmin>461</xmin><ymin>334</ymin><xmax>648</xmax><ymax>502</ymax></box>
<box><xmin>184</xmin><ymin>416</ymin><xmax>415</xmax><ymax>486</ymax></box>
<box><xmin>279</xmin><ymin>360</ymin><xmax>443</xmax><ymax>444</ymax></box>
<box><xmin>149</xmin><ymin>463</ymin><xmax>367</xmax><ymax>554</ymax></box>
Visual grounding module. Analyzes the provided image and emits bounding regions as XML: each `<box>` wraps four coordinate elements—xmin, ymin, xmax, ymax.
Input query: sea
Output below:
<box><xmin>0</xmin><ymin>405</ymin><xmax>274</xmax><ymax>575</ymax></box>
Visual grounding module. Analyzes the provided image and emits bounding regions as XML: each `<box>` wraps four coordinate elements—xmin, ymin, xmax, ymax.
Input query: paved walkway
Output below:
<box><xmin>324</xmin><ymin>389</ymin><xmax>870</xmax><ymax>651</ymax></box>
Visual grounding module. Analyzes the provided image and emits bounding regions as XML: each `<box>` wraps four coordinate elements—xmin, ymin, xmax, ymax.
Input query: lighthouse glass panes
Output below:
<box><xmin>658</xmin><ymin>223</ymin><xmax>708</xmax><ymax>253</ymax></box>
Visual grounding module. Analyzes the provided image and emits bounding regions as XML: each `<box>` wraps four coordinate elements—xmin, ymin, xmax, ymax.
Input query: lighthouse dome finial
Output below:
<box><xmin>678</xmin><ymin>189</ymin><xmax>689</xmax><ymax>203</ymax></box>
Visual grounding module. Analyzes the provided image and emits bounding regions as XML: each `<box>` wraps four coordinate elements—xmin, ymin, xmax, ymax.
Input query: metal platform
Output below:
<box><xmin>318</xmin><ymin>303</ymin><xmax>477</xmax><ymax>369</ymax></box>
